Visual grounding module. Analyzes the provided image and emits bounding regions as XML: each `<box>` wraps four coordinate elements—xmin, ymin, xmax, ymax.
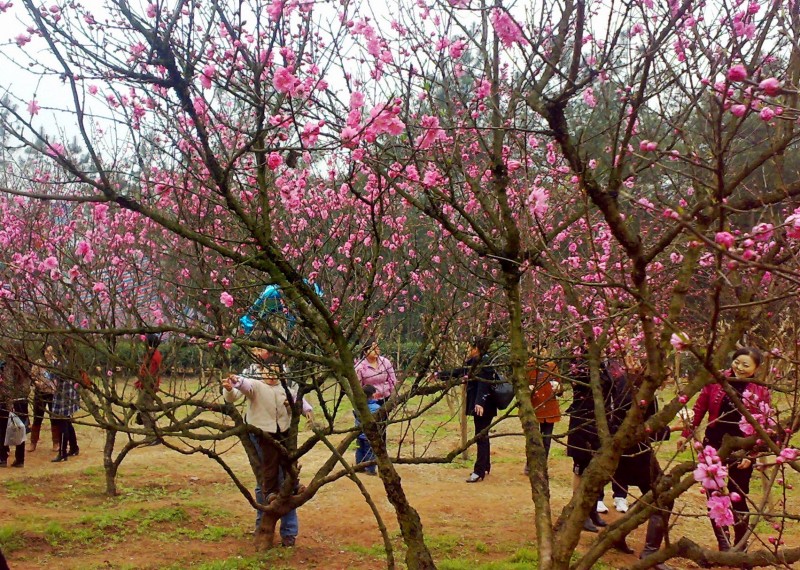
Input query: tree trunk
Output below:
<box><xmin>254</xmin><ymin>513</ymin><xmax>278</xmax><ymax>550</ymax></box>
<box><xmin>103</xmin><ymin>428</ymin><xmax>118</xmax><ymax>496</ymax></box>
<box><xmin>360</xmin><ymin>417</ymin><xmax>436</xmax><ymax>569</ymax></box>
<box><xmin>504</xmin><ymin>275</ymin><xmax>557</xmax><ymax>569</ymax></box>
<box><xmin>382</xmin><ymin>470</ymin><xmax>436</xmax><ymax>569</ymax></box>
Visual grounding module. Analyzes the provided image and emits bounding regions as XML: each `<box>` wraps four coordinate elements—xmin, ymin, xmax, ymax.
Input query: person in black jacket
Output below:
<box><xmin>607</xmin><ymin>360</ymin><xmax>673</xmax><ymax>570</ymax></box>
<box><xmin>437</xmin><ymin>337</ymin><xmax>498</xmax><ymax>483</ymax></box>
<box><xmin>566</xmin><ymin>353</ymin><xmax>613</xmax><ymax>532</ymax></box>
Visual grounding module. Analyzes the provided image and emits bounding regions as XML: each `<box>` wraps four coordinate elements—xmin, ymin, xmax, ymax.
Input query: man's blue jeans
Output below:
<box><xmin>249</xmin><ymin>433</ymin><xmax>298</xmax><ymax>537</ymax></box>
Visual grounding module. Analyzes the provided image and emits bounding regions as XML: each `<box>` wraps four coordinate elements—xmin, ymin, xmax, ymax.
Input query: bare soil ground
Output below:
<box><xmin>1</xmin><ymin>419</ymin><xmax>797</xmax><ymax>570</ymax></box>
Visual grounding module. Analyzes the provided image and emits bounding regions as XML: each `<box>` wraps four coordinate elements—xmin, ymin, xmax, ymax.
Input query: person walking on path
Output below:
<box><xmin>606</xmin><ymin>360</ymin><xmax>674</xmax><ymax>569</ymax></box>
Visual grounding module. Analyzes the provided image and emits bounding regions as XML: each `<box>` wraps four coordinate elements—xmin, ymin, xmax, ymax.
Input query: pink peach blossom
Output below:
<box><xmin>759</xmin><ymin>77</ymin><xmax>781</xmax><ymax>96</ymax></box>
<box><xmin>730</xmin><ymin>104</ymin><xmax>747</xmax><ymax>117</ymax></box>
<box><xmin>715</xmin><ymin>231</ymin><xmax>735</xmax><ymax>249</ymax></box>
<box><xmin>727</xmin><ymin>64</ymin><xmax>748</xmax><ymax>82</ymax></box>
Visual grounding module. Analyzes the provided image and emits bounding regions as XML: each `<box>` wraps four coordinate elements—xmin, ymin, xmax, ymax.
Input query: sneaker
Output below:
<box><xmin>614</xmin><ymin>497</ymin><xmax>629</xmax><ymax>513</ymax></box>
<box><xmin>596</xmin><ymin>500</ymin><xmax>609</xmax><ymax>514</ymax></box>
<box><xmin>281</xmin><ymin>535</ymin><xmax>296</xmax><ymax>547</ymax></box>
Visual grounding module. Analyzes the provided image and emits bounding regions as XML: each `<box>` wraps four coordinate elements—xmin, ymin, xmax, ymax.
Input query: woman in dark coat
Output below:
<box><xmin>608</xmin><ymin>363</ymin><xmax>673</xmax><ymax>570</ymax></box>
<box><xmin>437</xmin><ymin>337</ymin><xmax>498</xmax><ymax>483</ymax></box>
<box><xmin>565</xmin><ymin>354</ymin><xmax>612</xmax><ymax>532</ymax></box>
<box><xmin>0</xmin><ymin>347</ymin><xmax>31</xmax><ymax>468</ymax></box>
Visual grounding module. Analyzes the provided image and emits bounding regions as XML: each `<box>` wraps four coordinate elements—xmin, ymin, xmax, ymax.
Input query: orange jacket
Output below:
<box><xmin>528</xmin><ymin>360</ymin><xmax>561</xmax><ymax>423</ymax></box>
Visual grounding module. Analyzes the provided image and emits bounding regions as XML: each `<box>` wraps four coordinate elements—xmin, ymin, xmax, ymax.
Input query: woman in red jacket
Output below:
<box><xmin>677</xmin><ymin>347</ymin><xmax>770</xmax><ymax>551</ymax></box>
<box><xmin>135</xmin><ymin>334</ymin><xmax>163</xmax><ymax>444</ymax></box>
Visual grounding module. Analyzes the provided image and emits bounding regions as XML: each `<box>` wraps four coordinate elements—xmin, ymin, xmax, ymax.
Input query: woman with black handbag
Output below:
<box><xmin>436</xmin><ymin>336</ymin><xmax>498</xmax><ymax>483</ymax></box>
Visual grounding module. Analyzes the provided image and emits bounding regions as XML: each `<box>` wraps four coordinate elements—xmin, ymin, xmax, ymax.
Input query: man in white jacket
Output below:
<box><xmin>222</xmin><ymin>348</ymin><xmax>313</xmax><ymax>547</ymax></box>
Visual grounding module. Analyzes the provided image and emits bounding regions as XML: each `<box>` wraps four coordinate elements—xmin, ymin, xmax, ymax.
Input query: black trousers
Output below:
<box><xmin>0</xmin><ymin>399</ymin><xmax>29</xmax><ymax>464</ymax></box>
<box><xmin>539</xmin><ymin>421</ymin><xmax>555</xmax><ymax>457</ymax></box>
<box><xmin>473</xmin><ymin>413</ymin><xmax>492</xmax><ymax>477</ymax></box>
<box><xmin>32</xmin><ymin>392</ymin><xmax>54</xmax><ymax>428</ymax></box>
<box><xmin>728</xmin><ymin>461</ymin><xmax>753</xmax><ymax>519</ymax></box>
<box><xmin>53</xmin><ymin>417</ymin><xmax>78</xmax><ymax>457</ymax></box>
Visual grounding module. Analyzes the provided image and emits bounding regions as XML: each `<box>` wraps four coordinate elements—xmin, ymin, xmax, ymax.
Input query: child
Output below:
<box><xmin>354</xmin><ymin>385</ymin><xmax>381</xmax><ymax>475</ymax></box>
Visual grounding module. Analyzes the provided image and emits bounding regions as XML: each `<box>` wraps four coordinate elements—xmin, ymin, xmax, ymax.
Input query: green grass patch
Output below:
<box><xmin>77</xmin><ymin>507</ymin><xmax>142</xmax><ymax>530</ymax></box>
<box><xmin>139</xmin><ymin>506</ymin><xmax>189</xmax><ymax>528</ymax></box>
<box><xmin>426</xmin><ymin>533</ymin><xmax>464</xmax><ymax>556</ymax></box>
<box><xmin>342</xmin><ymin>543</ymin><xmax>387</xmax><ymax>558</ymax></box>
<box><xmin>181</xmin><ymin>499</ymin><xmax>234</xmax><ymax>520</ymax></box>
<box><xmin>0</xmin><ymin>526</ymin><xmax>24</xmax><ymax>553</ymax></box>
<box><xmin>168</xmin><ymin>525</ymin><xmax>241</xmax><ymax>541</ymax></box>
<box><xmin>509</xmin><ymin>547</ymin><xmax>538</xmax><ymax>563</ymax></box>
<box><xmin>2</xmin><ymin>479</ymin><xmax>38</xmax><ymax>499</ymax></box>
<box><xmin>438</xmin><ymin>546</ymin><xmax>616</xmax><ymax>570</ymax></box>
<box><xmin>442</xmin><ymin>458</ymin><xmax>471</xmax><ymax>470</ymax></box>
<box><xmin>438</xmin><ymin>559</ymin><xmax>538</xmax><ymax>570</ymax></box>
<box><xmin>81</xmin><ymin>465</ymin><xmax>103</xmax><ymax>477</ymax></box>
<box><xmin>115</xmin><ymin>484</ymin><xmax>172</xmax><ymax>502</ymax></box>
<box><xmin>43</xmin><ymin>521</ymin><xmax>69</xmax><ymax>546</ymax></box>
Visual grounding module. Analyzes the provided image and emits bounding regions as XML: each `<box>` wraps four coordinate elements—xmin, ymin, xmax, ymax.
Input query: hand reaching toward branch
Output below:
<box><xmin>221</xmin><ymin>376</ymin><xmax>234</xmax><ymax>391</ymax></box>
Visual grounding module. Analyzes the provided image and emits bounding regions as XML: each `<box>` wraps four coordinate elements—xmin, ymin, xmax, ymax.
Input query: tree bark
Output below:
<box><xmin>103</xmin><ymin>428</ymin><xmax>118</xmax><ymax>496</ymax></box>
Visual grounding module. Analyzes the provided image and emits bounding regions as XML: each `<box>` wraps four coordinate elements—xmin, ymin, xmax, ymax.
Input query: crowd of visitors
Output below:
<box><xmin>0</xmin><ymin>330</ymin><xmax>783</xmax><ymax>559</ymax></box>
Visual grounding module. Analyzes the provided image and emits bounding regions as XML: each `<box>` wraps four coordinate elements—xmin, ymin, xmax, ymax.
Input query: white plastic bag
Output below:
<box><xmin>4</xmin><ymin>412</ymin><xmax>26</xmax><ymax>447</ymax></box>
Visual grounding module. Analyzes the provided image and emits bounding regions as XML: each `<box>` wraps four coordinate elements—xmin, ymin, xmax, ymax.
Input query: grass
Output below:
<box><xmin>2</xmin><ymin>479</ymin><xmax>38</xmax><ymax>499</ymax></box>
<box><xmin>168</xmin><ymin>524</ymin><xmax>242</xmax><ymax>541</ymax></box>
<box><xmin>438</xmin><ymin>560</ymin><xmax>539</xmax><ymax>570</ymax></box>
<box><xmin>115</xmin><ymin>483</ymin><xmax>173</xmax><ymax>502</ymax></box>
<box><xmin>342</xmin><ymin>543</ymin><xmax>388</xmax><ymax>558</ymax></box>
<box><xmin>42</xmin><ymin>521</ymin><xmax>70</xmax><ymax>546</ymax></box>
<box><xmin>426</xmin><ymin>533</ymin><xmax>465</xmax><ymax>556</ymax></box>
<box><xmin>140</xmin><ymin>506</ymin><xmax>190</xmax><ymax>526</ymax></box>
<box><xmin>182</xmin><ymin>499</ymin><xmax>235</xmax><ymax>520</ymax></box>
<box><xmin>77</xmin><ymin>506</ymin><xmax>142</xmax><ymax>529</ymax></box>
<box><xmin>0</xmin><ymin>526</ymin><xmax>24</xmax><ymax>553</ymax></box>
